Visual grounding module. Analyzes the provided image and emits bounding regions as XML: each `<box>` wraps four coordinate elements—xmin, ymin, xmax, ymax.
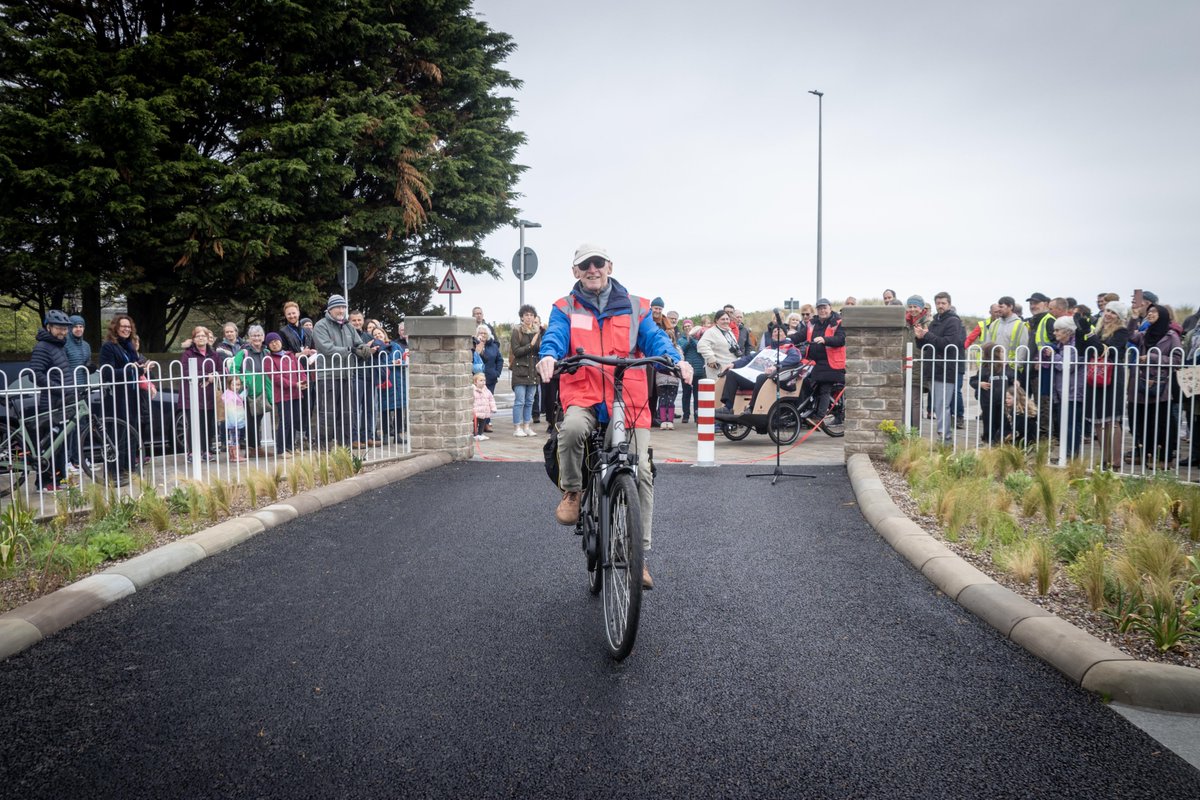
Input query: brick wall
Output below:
<box><xmin>405</xmin><ymin>316</ymin><xmax>476</xmax><ymax>459</ymax></box>
<box><xmin>840</xmin><ymin>306</ymin><xmax>907</xmax><ymax>456</ymax></box>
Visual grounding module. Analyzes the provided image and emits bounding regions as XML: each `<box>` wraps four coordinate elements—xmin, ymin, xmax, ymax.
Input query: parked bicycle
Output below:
<box><xmin>552</xmin><ymin>352</ymin><xmax>682</xmax><ymax>660</ymax></box>
<box><xmin>0</xmin><ymin>396</ymin><xmax>139</xmax><ymax>495</ymax></box>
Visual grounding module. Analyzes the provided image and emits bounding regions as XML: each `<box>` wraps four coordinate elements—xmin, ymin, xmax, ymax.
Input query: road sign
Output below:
<box><xmin>343</xmin><ymin>261</ymin><xmax>359</xmax><ymax>291</ymax></box>
<box><xmin>437</xmin><ymin>267</ymin><xmax>462</xmax><ymax>294</ymax></box>
<box><xmin>511</xmin><ymin>247</ymin><xmax>538</xmax><ymax>280</ymax></box>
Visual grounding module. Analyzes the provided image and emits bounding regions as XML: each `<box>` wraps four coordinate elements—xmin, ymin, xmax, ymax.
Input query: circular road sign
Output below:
<box><xmin>342</xmin><ymin>261</ymin><xmax>359</xmax><ymax>291</ymax></box>
<box><xmin>511</xmin><ymin>247</ymin><xmax>538</xmax><ymax>280</ymax></box>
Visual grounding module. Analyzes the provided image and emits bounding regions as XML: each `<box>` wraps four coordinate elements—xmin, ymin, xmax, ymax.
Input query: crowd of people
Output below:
<box><xmin>19</xmin><ymin>296</ymin><xmax>410</xmax><ymax>490</ymax></box>
<box><xmin>905</xmin><ymin>289</ymin><xmax>1200</xmax><ymax>470</ymax></box>
<box><xmin>469</xmin><ymin>297</ymin><xmax>850</xmax><ymax>437</ymax></box>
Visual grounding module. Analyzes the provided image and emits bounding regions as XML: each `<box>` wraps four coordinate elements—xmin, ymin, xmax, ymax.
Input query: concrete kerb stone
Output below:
<box><xmin>874</xmin><ymin>515</ymin><xmax>927</xmax><ymax>547</ymax></box>
<box><xmin>920</xmin><ymin>556</ymin><xmax>995</xmax><ymax>601</ymax></box>
<box><xmin>1082</xmin><ymin>661</ymin><xmax>1200</xmax><ymax>714</ymax></box>
<box><xmin>2</xmin><ymin>574</ymin><xmax>135</xmax><ymax>639</ymax></box>
<box><xmin>0</xmin><ymin>618</ymin><xmax>42</xmax><ymax>661</ymax></box>
<box><xmin>845</xmin><ymin>450</ymin><xmax>1200</xmax><ymax>712</ymax></box>
<box><xmin>304</xmin><ymin>482</ymin><xmax>365</xmax><ymax>508</ymax></box>
<box><xmin>283</xmin><ymin>493</ymin><xmax>323</xmax><ymax>516</ymax></box>
<box><xmin>250</xmin><ymin>503</ymin><xmax>301</xmax><ymax>528</ymax></box>
<box><xmin>0</xmin><ymin>450</ymin><xmax>454</xmax><ymax>664</ymax></box>
<box><xmin>103</xmin><ymin>541</ymin><xmax>208</xmax><ymax>590</ymax></box>
<box><xmin>183</xmin><ymin>516</ymin><xmax>267</xmax><ymax>557</ymax></box>
<box><xmin>1010</xmin><ymin>616</ymin><xmax>1133</xmax><ymax>686</ymax></box>
<box><xmin>957</xmin><ymin>582</ymin><xmax>1052</xmax><ymax>637</ymax></box>
<box><xmin>890</xmin><ymin>535</ymin><xmax>956</xmax><ymax>571</ymax></box>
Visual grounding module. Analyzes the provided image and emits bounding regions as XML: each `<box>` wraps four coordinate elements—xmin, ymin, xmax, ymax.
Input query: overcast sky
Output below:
<box><xmin>451</xmin><ymin>0</ymin><xmax>1197</xmax><ymax>323</ymax></box>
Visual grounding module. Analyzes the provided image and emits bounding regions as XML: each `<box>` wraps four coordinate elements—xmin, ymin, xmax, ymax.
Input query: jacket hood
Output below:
<box><xmin>36</xmin><ymin>328</ymin><xmax>65</xmax><ymax>346</ymax></box>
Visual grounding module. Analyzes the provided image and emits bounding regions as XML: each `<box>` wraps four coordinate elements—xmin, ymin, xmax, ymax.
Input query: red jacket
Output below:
<box><xmin>553</xmin><ymin>294</ymin><xmax>654</xmax><ymax>428</ymax></box>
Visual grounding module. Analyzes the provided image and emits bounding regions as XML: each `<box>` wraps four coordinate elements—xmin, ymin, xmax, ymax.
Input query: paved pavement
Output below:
<box><xmin>1</xmin><ymin>461</ymin><xmax>1198</xmax><ymax>798</ymax></box>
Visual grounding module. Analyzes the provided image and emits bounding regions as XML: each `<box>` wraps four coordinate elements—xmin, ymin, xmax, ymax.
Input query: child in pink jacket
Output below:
<box><xmin>472</xmin><ymin>372</ymin><xmax>497</xmax><ymax>440</ymax></box>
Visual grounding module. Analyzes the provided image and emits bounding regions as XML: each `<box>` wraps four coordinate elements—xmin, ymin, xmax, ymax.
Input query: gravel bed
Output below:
<box><xmin>872</xmin><ymin>456</ymin><xmax>1199</xmax><ymax>670</ymax></box>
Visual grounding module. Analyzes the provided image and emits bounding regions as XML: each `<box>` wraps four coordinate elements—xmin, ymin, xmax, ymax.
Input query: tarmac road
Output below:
<box><xmin>1</xmin><ymin>462</ymin><xmax>1198</xmax><ymax>799</ymax></box>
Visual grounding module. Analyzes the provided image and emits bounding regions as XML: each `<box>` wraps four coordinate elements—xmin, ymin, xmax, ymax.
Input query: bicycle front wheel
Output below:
<box><xmin>602</xmin><ymin>472</ymin><xmax>644</xmax><ymax>660</ymax></box>
<box><xmin>767</xmin><ymin>402</ymin><xmax>800</xmax><ymax>446</ymax></box>
<box><xmin>0</xmin><ymin>420</ymin><xmax>29</xmax><ymax>497</ymax></box>
<box><xmin>81</xmin><ymin>416</ymin><xmax>140</xmax><ymax>484</ymax></box>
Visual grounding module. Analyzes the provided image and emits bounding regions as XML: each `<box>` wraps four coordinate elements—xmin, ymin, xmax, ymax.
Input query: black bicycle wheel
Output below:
<box><xmin>0</xmin><ymin>420</ymin><xmax>29</xmax><ymax>496</ymax></box>
<box><xmin>720</xmin><ymin>420</ymin><xmax>751</xmax><ymax>441</ymax></box>
<box><xmin>602</xmin><ymin>472</ymin><xmax>643</xmax><ymax>660</ymax></box>
<box><xmin>767</xmin><ymin>403</ymin><xmax>801</xmax><ymax>446</ymax></box>
<box><xmin>81</xmin><ymin>416</ymin><xmax>140</xmax><ymax>484</ymax></box>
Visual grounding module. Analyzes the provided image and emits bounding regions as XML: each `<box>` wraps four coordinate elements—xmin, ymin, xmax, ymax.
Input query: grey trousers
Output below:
<box><xmin>557</xmin><ymin>405</ymin><xmax>654</xmax><ymax>550</ymax></box>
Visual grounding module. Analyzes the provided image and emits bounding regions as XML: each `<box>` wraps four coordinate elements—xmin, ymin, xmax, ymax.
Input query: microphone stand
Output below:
<box><xmin>747</xmin><ymin>311</ymin><xmax>815</xmax><ymax>485</ymax></box>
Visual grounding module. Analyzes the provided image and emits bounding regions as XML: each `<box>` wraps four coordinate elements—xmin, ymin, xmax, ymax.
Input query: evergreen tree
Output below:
<box><xmin>0</xmin><ymin>0</ymin><xmax>524</xmax><ymax>348</ymax></box>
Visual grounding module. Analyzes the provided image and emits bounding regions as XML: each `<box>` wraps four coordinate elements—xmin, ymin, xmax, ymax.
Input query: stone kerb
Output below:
<box><xmin>405</xmin><ymin>316</ymin><xmax>477</xmax><ymax>459</ymax></box>
<box><xmin>840</xmin><ymin>305</ymin><xmax>907</xmax><ymax>456</ymax></box>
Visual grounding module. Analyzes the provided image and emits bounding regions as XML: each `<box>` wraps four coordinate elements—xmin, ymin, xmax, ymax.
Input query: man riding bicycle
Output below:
<box><xmin>537</xmin><ymin>244</ymin><xmax>693</xmax><ymax>589</ymax></box>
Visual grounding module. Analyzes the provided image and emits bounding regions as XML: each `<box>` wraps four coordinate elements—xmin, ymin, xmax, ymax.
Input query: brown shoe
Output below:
<box><xmin>555</xmin><ymin>491</ymin><xmax>581</xmax><ymax>525</ymax></box>
<box><xmin>642</xmin><ymin>565</ymin><xmax>654</xmax><ymax>590</ymax></box>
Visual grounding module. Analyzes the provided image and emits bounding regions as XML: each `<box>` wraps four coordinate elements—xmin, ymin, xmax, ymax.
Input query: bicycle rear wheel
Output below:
<box><xmin>602</xmin><ymin>472</ymin><xmax>643</xmax><ymax>660</ymax></box>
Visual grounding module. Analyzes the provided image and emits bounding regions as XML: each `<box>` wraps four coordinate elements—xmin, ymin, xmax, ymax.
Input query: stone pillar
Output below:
<box><xmin>405</xmin><ymin>316</ymin><xmax>476</xmax><ymax>459</ymax></box>
<box><xmin>840</xmin><ymin>306</ymin><xmax>907</xmax><ymax>456</ymax></box>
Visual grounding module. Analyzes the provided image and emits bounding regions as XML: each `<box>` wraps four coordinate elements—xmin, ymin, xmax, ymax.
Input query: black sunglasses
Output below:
<box><xmin>578</xmin><ymin>257</ymin><xmax>607</xmax><ymax>271</ymax></box>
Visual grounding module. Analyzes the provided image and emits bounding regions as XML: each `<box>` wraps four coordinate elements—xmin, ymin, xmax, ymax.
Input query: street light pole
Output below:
<box><xmin>516</xmin><ymin>219</ymin><xmax>541</xmax><ymax>307</ymax></box>
<box><xmin>808</xmin><ymin>89</ymin><xmax>823</xmax><ymax>302</ymax></box>
<box><xmin>341</xmin><ymin>245</ymin><xmax>363</xmax><ymax>308</ymax></box>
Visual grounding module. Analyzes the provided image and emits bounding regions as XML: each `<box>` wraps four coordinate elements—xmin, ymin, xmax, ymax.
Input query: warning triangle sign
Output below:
<box><xmin>437</xmin><ymin>267</ymin><xmax>462</xmax><ymax>294</ymax></box>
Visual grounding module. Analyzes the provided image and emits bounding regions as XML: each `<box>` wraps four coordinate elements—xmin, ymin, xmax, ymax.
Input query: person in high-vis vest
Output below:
<box><xmin>537</xmin><ymin>244</ymin><xmax>693</xmax><ymax>590</ymax></box>
<box><xmin>791</xmin><ymin>298</ymin><xmax>846</xmax><ymax>428</ymax></box>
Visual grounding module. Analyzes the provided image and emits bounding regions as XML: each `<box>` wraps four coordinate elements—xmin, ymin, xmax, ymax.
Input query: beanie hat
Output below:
<box><xmin>651</xmin><ymin>297</ymin><xmax>665</xmax><ymax>309</ymax></box>
<box><xmin>300</xmin><ymin>317</ymin><xmax>312</xmax><ymax>327</ymax></box>
<box><xmin>1105</xmin><ymin>301</ymin><xmax>1129</xmax><ymax>321</ymax></box>
<box><xmin>326</xmin><ymin>294</ymin><xmax>348</xmax><ymax>311</ymax></box>
<box><xmin>906</xmin><ymin>295</ymin><xmax>925</xmax><ymax>308</ymax></box>
<box><xmin>68</xmin><ymin>314</ymin><xmax>85</xmax><ymax>326</ymax></box>
<box><xmin>1142</xmin><ymin>290</ymin><xmax>1159</xmax><ymax>304</ymax></box>
<box><xmin>264</xmin><ymin>332</ymin><xmax>283</xmax><ymax>346</ymax></box>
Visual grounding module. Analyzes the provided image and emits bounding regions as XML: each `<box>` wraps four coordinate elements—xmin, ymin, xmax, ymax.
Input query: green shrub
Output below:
<box><xmin>1052</xmin><ymin>521</ymin><xmax>1106</xmax><ymax>563</ymax></box>
<box><xmin>87</xmin><ymin>530</ymin><xmax>139</xmax><ymax>561</ymax></box>
<box><xmin>1003</xmin><ymin>471</ymin><xmax>1033</xmax><ymax>501</ymax></box>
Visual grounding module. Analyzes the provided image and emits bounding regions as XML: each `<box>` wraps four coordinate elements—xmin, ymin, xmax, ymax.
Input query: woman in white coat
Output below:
<box><xmin>697</xmin><ymin>309</ymin><xmax>740</xmax><ymax>380</ymax></box>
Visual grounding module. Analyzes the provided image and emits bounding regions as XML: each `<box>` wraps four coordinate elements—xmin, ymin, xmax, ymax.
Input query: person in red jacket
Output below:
<box><xmin>537</xmin><ymin>243</ymin><xmax>693</xmax><ymax>590</ymax></box>
<box><xmin>791</xmin><ymin>298</ymin><xmax>846</xmax><ymax>430</ymax></box>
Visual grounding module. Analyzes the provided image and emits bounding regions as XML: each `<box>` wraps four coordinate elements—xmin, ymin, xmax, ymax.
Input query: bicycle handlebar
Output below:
<box><xmin>552</xmin><ymin>352</ymin><xmax>683</xmax><ymax>380</ymax></box>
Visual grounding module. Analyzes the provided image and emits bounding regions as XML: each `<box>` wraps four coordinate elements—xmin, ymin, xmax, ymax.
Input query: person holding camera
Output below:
<box><xmin>697</xmin><ymin>308</ymin><xmax>740</xmax><ymax>380</ymax></box>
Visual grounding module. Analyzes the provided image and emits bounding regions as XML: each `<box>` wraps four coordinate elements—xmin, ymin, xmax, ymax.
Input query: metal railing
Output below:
<box><xmin>907</xmin><ymin>341</ymin><xmax>1198</xmax><ymax>483</ymax></box>
<box><xmin>1</xmin><ymin>350</ymin><xmax>410</xmax><ymax>515</ymax></box>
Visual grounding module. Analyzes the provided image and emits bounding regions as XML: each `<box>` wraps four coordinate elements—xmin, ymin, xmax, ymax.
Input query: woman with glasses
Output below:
<box><xmin>100</xmin><ymin>315</ymin><xmax>157</xmax><ymax>426</ymax></box>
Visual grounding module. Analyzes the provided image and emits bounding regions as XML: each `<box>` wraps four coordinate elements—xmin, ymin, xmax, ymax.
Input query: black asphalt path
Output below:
<box><xmin>1</xmin><ymin>462</ymin><xmax>1198</xmax><ymax>798</ymax></box>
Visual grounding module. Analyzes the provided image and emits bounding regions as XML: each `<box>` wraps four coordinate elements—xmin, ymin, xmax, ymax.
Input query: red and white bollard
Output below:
<box><xmin>695</xmin><ymin>378</ymin><xmax>716</xmax><ymax>466</ymax></box>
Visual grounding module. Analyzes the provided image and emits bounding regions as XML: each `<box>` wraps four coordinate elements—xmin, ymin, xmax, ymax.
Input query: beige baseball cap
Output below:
<box><xmin>572</xmin><ymin>243</ymin><xmax>610</xmax><ymax>266</ymax></box>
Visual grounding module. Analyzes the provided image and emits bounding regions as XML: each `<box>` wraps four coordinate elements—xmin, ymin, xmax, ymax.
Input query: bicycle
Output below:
<box><xmin>553</xmin><ymin>352</ymin><xmax>682</xmax><ymax>660</ymax></box>
<box><xmin>1</xmin><ymin>393</ymin><xmax>140</xmax><ymax>496</ymax></box>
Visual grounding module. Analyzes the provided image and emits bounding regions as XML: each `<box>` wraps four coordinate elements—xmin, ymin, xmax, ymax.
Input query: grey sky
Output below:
<box><xmin>454</xmin><ymin>0</ymin><xmax>1197</xmax><ymax>323</ymax></box>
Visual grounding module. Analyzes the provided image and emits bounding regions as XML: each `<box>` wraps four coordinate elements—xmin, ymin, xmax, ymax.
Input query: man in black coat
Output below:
<box><xmin>29</xmin><ymin>310</ymin><xmax>76</xmax><ymax>417</ymax></box>
<box><xmin>791</xmin><ymin>298</ymin><xmax>847</xmax><ymax>428</ymax></box>
<box><xmin>914</xmin><ymin>291</ymin><xmax>965</xmax><ymax>444</ymax></box>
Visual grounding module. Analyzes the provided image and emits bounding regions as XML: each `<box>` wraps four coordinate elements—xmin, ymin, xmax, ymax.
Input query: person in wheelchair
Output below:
<box><xmin>714</xmin><ymin>323</ymin><xmax>801</xmax><ymax>419</ymax></box>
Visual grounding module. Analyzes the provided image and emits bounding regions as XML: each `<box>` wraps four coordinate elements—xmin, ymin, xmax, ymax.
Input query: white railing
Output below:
<box><xmin>1</xmin><ymin>350</ymin><xmax>410</xmax><ymax>516</ymax></box>
<box><xmin>907</xmin><ymin>341</ymin><xmax>1199</xmax><ymax>483</ymax></box>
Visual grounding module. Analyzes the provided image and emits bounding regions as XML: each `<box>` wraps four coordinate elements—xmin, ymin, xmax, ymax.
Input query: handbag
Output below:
<box><xmin>1086</xmin><ymin>361</ymin><xmax>1114</xmax><ymax>387</ymax></box>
